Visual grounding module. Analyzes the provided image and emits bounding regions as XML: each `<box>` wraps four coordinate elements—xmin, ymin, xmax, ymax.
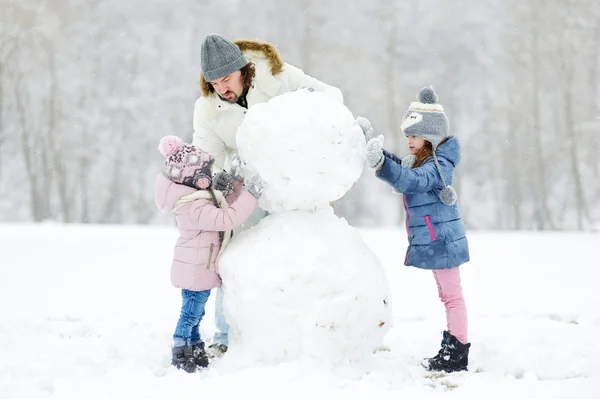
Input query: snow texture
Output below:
<box><xmin>221</xmin><ymin>90</ymin><xmax>390</xmax><ymax>366</ymax></box>
<box><xmin>219</xmin><ymin>209</ymin><xmax>392</xmax><ymax>366</ymax></box>
<box><xmin>2</xmin><ymin>224</ymin><xmax>598</xmax><ymax>398</ymax></box>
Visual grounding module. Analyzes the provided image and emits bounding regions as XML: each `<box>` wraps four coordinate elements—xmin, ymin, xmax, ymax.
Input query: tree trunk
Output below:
<box><xmin>563</xmin><ymin>58</ymin><xmax>591</xmax><ymax>230</ymax></box>
<box><xmin>506</xmin><ymin>108</ymin><xmax>522</xmax><ymax>229</ymax></box>
<box><xmin>0</xmin><ymin>62</ymin><xmax>4</xmax><ymax>182</ymax></box>
<box><xmin>14</xmin><ymin>84</ymin><xmax>47</xmax><ymax>221</ymax></box>
<box><xmin>381</xmin><ymin>1</ymin><xmax>405</xmax><ymax>225</ymax></box>
<box><xmin>101</xmin><ymin>159</ymin><xmax>122</xmax><ymax>223</ymax></box>
<box><xmin>529</xmin><ymin>0</ymin><xmax>554</xmax><ymax>229</ymax></box>
<box><xmin>80</xmin><ymin>156</ymin><xmax>90</xmax><ymax>222</ymax></box>
<box><xmin>589</xmin><ymin>16</ymin><xmax>600</xmax><ymax>180</ymax></box>
<box><xmin>46</xmin><ymin>46</ymin><xmax>71</xmax><ymax>222</ymax></box>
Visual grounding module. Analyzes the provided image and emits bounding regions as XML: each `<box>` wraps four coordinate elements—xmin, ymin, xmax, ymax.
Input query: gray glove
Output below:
<box><xmin>366</xmin><ymin>135</ymin><xmax>385</xmax><ymax>170</ymax></box>
<box><xmin>356</xmin><ymin>116</ymin><xmax>376</xmax><ymax>142</ymax></box>
<box><xmin>246</xmin><ymin>174</ymin><xmax>265</xmax><ymax>199</ymax></box>
<box><xmin>212</xmin><ymin>171</ymin><xmax>234</xmax><ymax>195</ymax></box>
<box><xmin>212</xmin><ymin>154</ymin><xmax>245</xmax><ymax>195</ymax></box>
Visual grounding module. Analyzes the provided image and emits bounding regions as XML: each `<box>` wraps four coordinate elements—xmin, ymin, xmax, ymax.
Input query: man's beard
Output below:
<box><xmin>220</xmin><ymin>91</ymin><xmax>238</xmax><ymax>104</ymax></box>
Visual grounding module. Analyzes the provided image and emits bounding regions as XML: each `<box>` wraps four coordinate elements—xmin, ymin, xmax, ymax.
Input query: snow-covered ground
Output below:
<box><xmin>1</xmin><ymin>223</ymin><xmax>598</xmax><ymax>398</ymax></box>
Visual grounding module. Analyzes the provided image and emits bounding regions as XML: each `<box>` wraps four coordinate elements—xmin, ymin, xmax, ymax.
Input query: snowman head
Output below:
<box><xmin>236</xmin><ymin>89</ymin><xmax>366</xmax><ymax>213</ymax></box>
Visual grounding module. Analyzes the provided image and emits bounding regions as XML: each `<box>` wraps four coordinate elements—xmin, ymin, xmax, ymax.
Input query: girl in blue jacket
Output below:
<box><xmin>358</xmin><ymin>87</ymin><xmax>471</xmax><ymax>373</ymax></box>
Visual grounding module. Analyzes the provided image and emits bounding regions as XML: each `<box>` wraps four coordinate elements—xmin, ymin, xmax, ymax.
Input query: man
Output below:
<box><xmin>192</xmin><ymin>33</ymin><xmax>343</xmax><ymax>358</ymax></box>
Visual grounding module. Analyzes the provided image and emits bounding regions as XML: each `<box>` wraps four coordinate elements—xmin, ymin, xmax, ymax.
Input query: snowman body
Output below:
<box><xmin>218</xmin><ymin>90</ymin><xmax>392</xmax><ymax>364</ymax></box>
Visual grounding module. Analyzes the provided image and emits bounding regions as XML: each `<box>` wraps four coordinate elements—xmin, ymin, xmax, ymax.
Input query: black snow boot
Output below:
<box><xmin>171</xmin><ymin>346</ymin><xmax>197</xmax><ymax>373</ymax></box>
<box><xmin>423</xmin><ymin>330</ymin><xmax>471</xmax><ymax>373</ymax></box>
<box><xmin>191</xmin><ymin>343</ymin><xmax>209</xmax><ymax>368</ymax></box>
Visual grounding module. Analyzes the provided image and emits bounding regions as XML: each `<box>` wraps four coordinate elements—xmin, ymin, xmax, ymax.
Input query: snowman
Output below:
<box><xmin>217</xmin><ymin>89</ymin><xmax>392</xmax><ymax>366</ymax></box>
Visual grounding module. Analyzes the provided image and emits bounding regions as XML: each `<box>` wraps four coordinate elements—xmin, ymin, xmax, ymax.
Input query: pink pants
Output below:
<box><xmin>433</xmin><ymin>267</ymin><xmax>468</xmax><ymax>344</ymax></box>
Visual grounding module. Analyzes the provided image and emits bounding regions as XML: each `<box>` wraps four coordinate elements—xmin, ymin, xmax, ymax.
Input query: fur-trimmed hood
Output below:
<box><xmin>199</xmin><ymin>39</ymin><xmax>284</xmax><ymax>97</ymax></box>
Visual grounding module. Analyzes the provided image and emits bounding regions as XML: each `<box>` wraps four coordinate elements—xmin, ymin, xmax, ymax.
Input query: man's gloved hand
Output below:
<box><xmin>246</xmin><ymin>174</ymin><xmax>265</xmax><ymax>199</ymax></box>
<box><xmin>229</xmin><ymin>154</ymin><xmax>244</xmax><ymax>181</ymax></box>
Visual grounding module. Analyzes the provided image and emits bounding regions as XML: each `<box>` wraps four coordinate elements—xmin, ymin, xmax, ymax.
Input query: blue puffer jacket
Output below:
<box><xmin>376</xmin><ymin>136</ymin><xmax>469</xmax><ymax>270</ymax></box>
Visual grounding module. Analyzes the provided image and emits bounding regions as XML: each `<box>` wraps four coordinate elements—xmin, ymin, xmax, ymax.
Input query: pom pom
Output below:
<box><xmin>440</xmin><ymin>185</ymin><xmax>457</xmax><ymax>206</ymax></box>
<box><xmin>417</xmin><ymin>86</ymin><xmax>438</xmax><ymax>104</ymax></box>
<box><xmin>196</xmin><ymin>177</ymin><xmax>211</xmax><ymax>189</ymax></box>
<box><xmin>158</xmin><ymin>135</ymin><xmax>183</xmax><ymax>156</ymax></box>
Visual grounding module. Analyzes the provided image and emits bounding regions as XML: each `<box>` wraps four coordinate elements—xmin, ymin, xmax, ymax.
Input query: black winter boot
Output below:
<box><xmin>171</xmin><ymin>346</ymin><xmax>197</xmax><ymax>373</ymax></box>
<box><xmin>191</xmin><ymin>343</ymin><xmax>209</xmax><ymax>368</ymax></box>
<box><xmin>423</xmin><ymin>331</ymin><xmax>470</xmax><ymax>373</ymax></box>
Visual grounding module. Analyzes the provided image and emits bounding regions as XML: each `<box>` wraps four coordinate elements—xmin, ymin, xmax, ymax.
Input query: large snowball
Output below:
<box><xmin>218</xmin><ymin>209</ymin><xmax>393</xmax><ymax>365</ymax></box>
<box><xmin>236</xmin><ymin>90</ymin><xmax>366</xmax><ymax>213</ymax></box>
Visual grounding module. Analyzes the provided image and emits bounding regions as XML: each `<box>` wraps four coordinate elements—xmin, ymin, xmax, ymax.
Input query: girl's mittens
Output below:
<box><xmin>212</xmin><ymin>171</ymin><xmax>234</xmax><ymax>195</ymax></box>
<box><xmin>356</xmin><ymin>116</ymin><xmax>377</xmax><ymax>142</ymax></box>
<box><xmin>366</xmin><ymin>135</ymin><xmax>385</xmax><ymax>170</ymax></box>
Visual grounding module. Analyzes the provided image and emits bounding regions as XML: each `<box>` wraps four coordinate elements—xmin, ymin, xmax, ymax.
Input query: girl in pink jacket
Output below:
<box><xmin>154</xmin><ymin>136</ymin><xmax>263</xmax><ymax>373</ymax></box>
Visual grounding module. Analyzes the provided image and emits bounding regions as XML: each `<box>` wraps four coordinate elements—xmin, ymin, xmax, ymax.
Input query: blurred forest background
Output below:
<box><xmin>1</xmin><ymin>0</ymin><xmax>599</xmax><ymax>230</ymax></box>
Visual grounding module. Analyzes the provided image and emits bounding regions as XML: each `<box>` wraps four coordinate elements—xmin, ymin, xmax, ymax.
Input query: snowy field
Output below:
<box><xmin>1</xmin><ymin>223</ymin><xmax>598</xmax><ymax>398</ymax></box>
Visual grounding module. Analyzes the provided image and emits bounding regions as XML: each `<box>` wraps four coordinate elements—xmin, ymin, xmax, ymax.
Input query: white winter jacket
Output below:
<box><xmin>192</xmin><ymin>39</ymin><xmax>344</xmax><ymax>171</ymax></box>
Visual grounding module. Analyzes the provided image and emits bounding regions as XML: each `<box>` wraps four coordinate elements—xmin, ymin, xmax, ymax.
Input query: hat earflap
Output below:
<box><xmin>432</xmin><ymin>152</ymin><xmax>457</xmax><ymax>206</ymax></box>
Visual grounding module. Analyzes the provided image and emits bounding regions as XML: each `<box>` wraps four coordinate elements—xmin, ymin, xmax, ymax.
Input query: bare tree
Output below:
<box><xmin>46</xmin><ymin>42</ymin><xmax>72</xmax><ymax>222</ymax></box>
<box><xmin>559</xmin><ymin>2</ymin><xmax>593</xmax><ymax>229</ymax></box>
<box><xmin>14</xmin><ymin>81</ymin><xmax>51</xmax><ymax>221</ymax></box>
<box><xmin>527</xmin><ymin>0</ymin><xmax>556</xmax><ymax>229</ymax></box>
<box><xmin>0</xmin><ymin>49</ymin><xmax>6</xmax><ymax>182</ymax></box>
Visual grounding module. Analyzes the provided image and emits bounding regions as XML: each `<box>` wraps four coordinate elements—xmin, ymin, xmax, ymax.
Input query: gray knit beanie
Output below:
<box><xmin>401</xmin><ymin>86</ymin><xmax>449</xmax><ymax>147</ymax></box>
<box><xmin>400</xmin><ymin>86</ymin><xmax>457</xmax><ymax>206</ymax></box>
<box><xmin>201</xmin><ymin>33</ymin><xmax>248</xmax><ymax>82</ymax></box>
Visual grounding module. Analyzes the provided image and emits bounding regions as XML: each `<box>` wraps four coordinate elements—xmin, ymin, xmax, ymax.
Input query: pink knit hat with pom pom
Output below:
<box><xmin>158</xmin><ymin>135</ymin><xmax>214</xmax><ymax>189</ymax></box>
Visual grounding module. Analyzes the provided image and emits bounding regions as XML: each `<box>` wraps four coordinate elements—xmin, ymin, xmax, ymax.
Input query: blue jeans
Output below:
<box><xmin>212</xmin><ymin>287</ymin><xmax>229</xmax><ymax>346</ymax></box>
<box><xmin>213</xmin><ymin>207</ymin><xmax>268</xmax><ymax>347</ymax></box>
<box><xmin>173</xmin><ymin>289</ymin><xmax>211</xmax><ymax>348</ymax></box>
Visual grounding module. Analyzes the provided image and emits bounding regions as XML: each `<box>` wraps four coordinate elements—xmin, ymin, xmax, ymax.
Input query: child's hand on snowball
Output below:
<box><xmin>366</xmin><ymin>135</ymin><xmax>385</xmax><ymax>170</ymax></box>
<box><xmin>356</xmin><ymin>116</ymin><xmax>377</xmax><ymax>142</ymax></box>
<box><xmin>212</xmin><ymin>171</ymin><xmax>234</xmax><ymax>195</ymax></box>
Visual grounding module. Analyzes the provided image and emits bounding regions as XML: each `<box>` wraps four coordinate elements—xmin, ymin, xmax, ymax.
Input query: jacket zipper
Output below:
<box><xmin>207</xmin><ymin>243</ymin><xmax>215</xmax><ymax>269</ymax></box>
<box><xmin>425</xmin><ymin>216</ymin><xmax>437</xmax><ymax>241</ymax></box>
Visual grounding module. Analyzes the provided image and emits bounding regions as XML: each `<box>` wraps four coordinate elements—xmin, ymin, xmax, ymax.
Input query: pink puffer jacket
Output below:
<box><xmin>154</xmin><ymin>173</ymin><xmax>258</xmax><ymax>291</ymax></box>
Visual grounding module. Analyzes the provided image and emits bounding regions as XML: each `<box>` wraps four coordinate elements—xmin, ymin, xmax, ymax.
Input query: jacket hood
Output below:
<box><xmin>154</xmin><ymin>173</ymin><xmax>197</xmax><ymax>212</ymax></box>
<box><xmin>435</xmin><ymin>136</ymin><xmax>461</xmax><ymax>167</ymax></box>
